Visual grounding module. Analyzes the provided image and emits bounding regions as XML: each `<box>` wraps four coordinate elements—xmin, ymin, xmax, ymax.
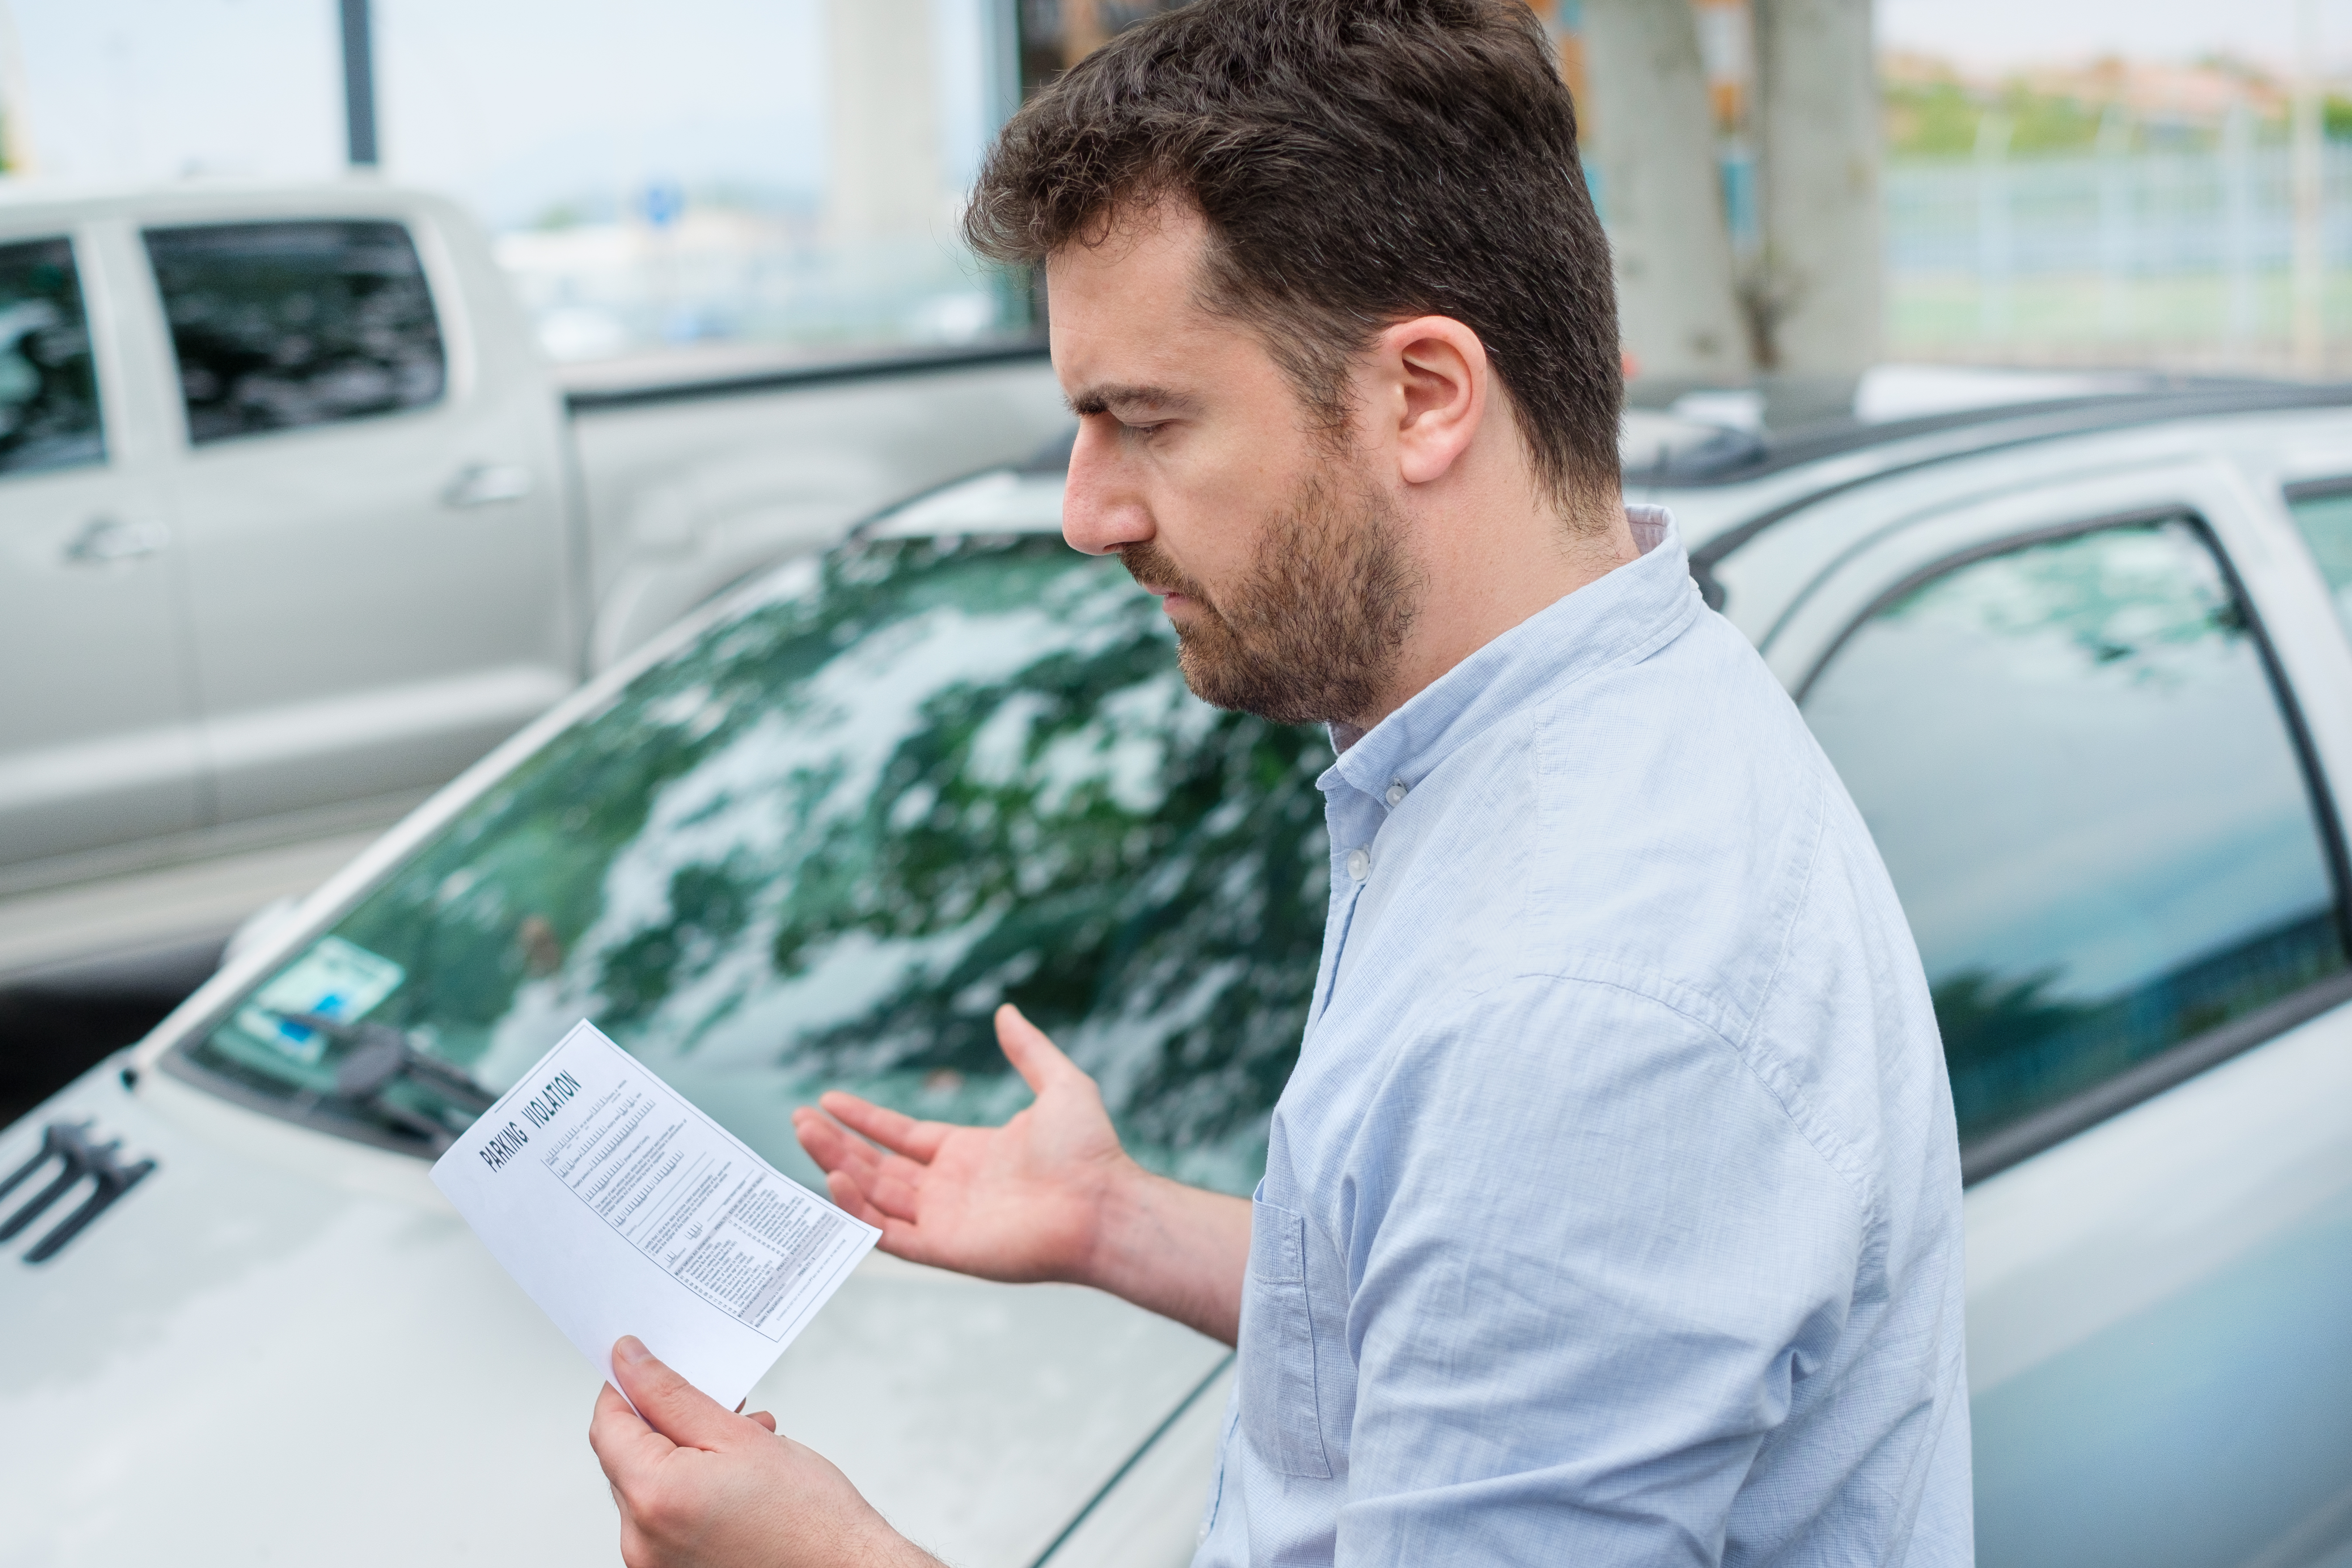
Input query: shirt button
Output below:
<box><xmin>1346</xmin><ymin>847</ymin><xmax>1371</xmax><ymax>881</ymax></box>
<box><xmin>1385</xmin><ymin>779</ymin><xmax>1408</xmax><ymax>807</ymax></box>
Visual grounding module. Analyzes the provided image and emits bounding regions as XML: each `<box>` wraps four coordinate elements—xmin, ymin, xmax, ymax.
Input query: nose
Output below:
<box><xmin>1061</xmin><ymin>417</ymin><xmax>1155</xmax><ymax>557</ymax></box>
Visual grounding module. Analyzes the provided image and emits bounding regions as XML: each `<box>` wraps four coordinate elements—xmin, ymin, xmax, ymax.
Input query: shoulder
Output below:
<box><xmin>1298</xmin><ymin>971</ymin><xmax>1872</xmax><ymax>1310</ymax></box>
<box><xmin>1341</xmin><ymin>607</ymin><xmax>1940</xmax><ymax>1233</ymax></box>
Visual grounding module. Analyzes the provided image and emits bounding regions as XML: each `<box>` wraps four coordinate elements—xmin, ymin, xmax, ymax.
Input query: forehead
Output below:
<box><xmin>1045</xmin><ymin>200</ymin><xmax>1254</xmax><ymax>399</ymax></box>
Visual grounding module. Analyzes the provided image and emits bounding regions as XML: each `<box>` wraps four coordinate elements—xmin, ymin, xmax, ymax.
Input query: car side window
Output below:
<box><xmin>0</xmin><ymin>236</ymin><xmax>104</xmax><ymax>476</ymax></box>
<box><xmin>143</xmin><ymin>220</ymin><xmax>445</xmax><ymax>444</ymax></box>
<box><xmin>2284</xmin><ymin>482</ymin><xmax>2352</xmax><ymax>639</ymax></box>
<box><xmin>1802</xmin><ymin>518</ymin><xmax>2348</xmax><ymax>1157</ymax></box>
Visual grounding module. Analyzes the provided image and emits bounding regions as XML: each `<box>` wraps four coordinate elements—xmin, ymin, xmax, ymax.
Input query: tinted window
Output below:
<box><xmin>144</xmin><ymin>220</ymin><xmax>445</xmax><ymax>443</ymax></box>
<box><xmin>173</xmin><ymin>532</ymin><xmax>1326</xmax><ymax>1192</ymax></box>
<box><xmin>0</xmin><ymin>237</ymin><xmax>103</xmax><ymax>475</ymax></box>
<box><xmin>1803</xmin><ymin>520</ymin><xmax>2346</xmax><ymax>1149</ymax></box>
<box><xmin>2285</xmin><ymin>486</ymin><xmax>2352</xmax><ymax>639</ymax></box>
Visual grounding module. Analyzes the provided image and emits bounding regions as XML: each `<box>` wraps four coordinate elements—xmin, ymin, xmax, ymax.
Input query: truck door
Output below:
<box><xmin>0</xmin><ymin>229</ymin><xmax>202</xmax><ymax>875</ymax></box>
<box><xmin>141</xmin><ymin>213</ymin><xmax>573</xmax><ymax>829</ymax></box>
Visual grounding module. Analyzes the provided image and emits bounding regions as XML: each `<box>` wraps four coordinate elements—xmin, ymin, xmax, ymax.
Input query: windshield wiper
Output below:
<box><xmin>269</xmin><ymin>1011</ymin><xmax>497</xmax><ymax>1154</ymax></box>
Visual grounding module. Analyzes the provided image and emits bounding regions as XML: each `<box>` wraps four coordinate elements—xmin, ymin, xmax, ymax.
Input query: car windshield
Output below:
<box><xmin>169</xmin><ymin>525</ymin><xmax>1331</xmax><ymax>1195</ymax></box>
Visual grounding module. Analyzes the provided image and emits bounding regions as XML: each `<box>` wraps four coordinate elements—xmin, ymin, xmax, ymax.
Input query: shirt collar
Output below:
<box><xmin>1322</xmin><ymin>505</ymin><xmax>1695</xmax><ymax>799</ymax></box>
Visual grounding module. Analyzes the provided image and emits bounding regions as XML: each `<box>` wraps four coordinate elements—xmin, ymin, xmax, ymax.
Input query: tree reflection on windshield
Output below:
<box><xmin>182</xmin><ymin>533</ymin><xmax>1330</xmax><ymax>1193</ymax></box>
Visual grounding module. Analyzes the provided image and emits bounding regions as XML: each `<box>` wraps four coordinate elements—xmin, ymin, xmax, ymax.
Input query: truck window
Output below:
<box><xmin>0</xmin><ymin>236</ymin><xmax>104</xmax><ymax>476</ymax></box>
<box><xmin>2283</xmin><ymin>481</ymin><xmax>2352</xmax><ymax>640</ymax></box>
<box><xmin>1800</xmin><ymin>519</ymin><xmax>2347</xmax><ymax>1161</ymax></box>
<box><xmin>143</xmin><ymin>220</ymin><xmax>445</xmax><ymax>444</ymax></box>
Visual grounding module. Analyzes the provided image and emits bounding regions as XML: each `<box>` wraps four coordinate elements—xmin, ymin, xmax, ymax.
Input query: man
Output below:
<box><xmin>588</xmin><ymin>1</ymin><xmax>1972</xmax><ymax>1564</ymax></box>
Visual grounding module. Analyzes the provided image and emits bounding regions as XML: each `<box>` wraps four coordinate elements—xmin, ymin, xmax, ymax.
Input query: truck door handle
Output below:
<box><xmin>441</xmin><ymin>463</ymin><xmax>534</xmax><ymax>509</ymax></box>
<box><xmin>62</xmin><ymin>516</ymin><xmax>169</xmax><ymax>564</ymax></box>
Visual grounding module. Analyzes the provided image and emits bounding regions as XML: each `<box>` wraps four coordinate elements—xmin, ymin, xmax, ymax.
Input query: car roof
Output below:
<box><xmin>1640</xmin><ymin>378</ymin><xmax>2352</xmax><ymax>489</ymax></box>
<box><xmin>0</xmin><ymin>174</ymin><xmax>460</xmax><ymax>232</ymax></box>
<box><xmin>866</xmin><ymin>376</ymin><xmax>2352</xmax><ymax>565</ymax></box>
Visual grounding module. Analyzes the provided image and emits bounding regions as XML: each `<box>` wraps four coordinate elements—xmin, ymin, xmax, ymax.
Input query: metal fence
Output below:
<box><xmin>1886</xmin><ymin>138</ymin><xmax>2352</xmax><ymax>371</ymax></box>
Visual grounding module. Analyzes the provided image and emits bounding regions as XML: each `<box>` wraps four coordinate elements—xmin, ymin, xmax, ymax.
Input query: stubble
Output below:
<box><xmin>1118</xmin><ymin>464</ymin><xmax>1422</xmax><ymax>728</ymax></box>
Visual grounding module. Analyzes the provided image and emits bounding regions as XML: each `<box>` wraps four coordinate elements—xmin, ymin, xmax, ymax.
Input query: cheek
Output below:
<box><xmin>1155</xmin><ymin>453</ymin><xmax>1300</xmax><ymax>585</ymax></box>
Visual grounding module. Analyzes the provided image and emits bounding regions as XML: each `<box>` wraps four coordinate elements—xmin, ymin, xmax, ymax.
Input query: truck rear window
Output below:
<box><xmin>144</xmin><ymin>220</ymin><xmax>446</xmax><ymax>444</ymax></box>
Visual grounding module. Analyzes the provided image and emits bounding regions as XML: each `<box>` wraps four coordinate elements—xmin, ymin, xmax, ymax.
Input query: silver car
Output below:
<box><xmin>9</xmin><ymin>381</ymin><xmax>2352</xmax><ymax>1567</ymax></box>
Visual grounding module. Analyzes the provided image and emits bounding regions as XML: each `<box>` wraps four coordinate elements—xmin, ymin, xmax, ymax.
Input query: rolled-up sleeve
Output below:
<box><xmin>1329</xmin><ymin>975</ymin><xmax>1867</xmax><ymax>1566</ymax></box>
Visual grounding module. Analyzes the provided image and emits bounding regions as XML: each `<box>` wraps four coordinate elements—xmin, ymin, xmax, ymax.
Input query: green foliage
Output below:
<box><xmin>1885</xmin><ymin>76</ymin><xmax>2125</xmax><ymax>159</ymax></box>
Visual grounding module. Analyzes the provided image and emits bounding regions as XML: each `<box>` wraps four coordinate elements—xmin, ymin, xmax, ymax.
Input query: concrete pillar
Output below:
<box><xmin>1582</xmin><ymin>0</ymin><xmax>1754</xmax><ymax>387</ymax></box>
<box><xmin>1752</xmin><ymin>0</ymin><xmax>1881</xmax><ymax>385</ymax></box>
<box><xmin>825</xmin><ymin>0</ymin><xmax>944</xmax><ymax>247</ymax></box>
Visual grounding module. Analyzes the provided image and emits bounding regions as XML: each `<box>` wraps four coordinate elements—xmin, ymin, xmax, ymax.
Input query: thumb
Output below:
<box><xmin>995</xmin><ymin>1003</ymin><xmax>1079</xmax><ymax>1095</ymax></box>
<box><xmin>610</xmin><ymin>1336</ymin><xmax>753</xmax><ymax>1452</ymax></box>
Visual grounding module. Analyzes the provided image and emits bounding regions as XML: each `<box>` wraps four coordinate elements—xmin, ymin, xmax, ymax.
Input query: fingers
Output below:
<box><xmin>747</xmin><ymin>1410</ymin><xmax>778</xmax><ymax>1432</ymax></box>
<box><xmin>996</xmin><ymin>1003</ymin><xmax>1077</xmax><ymax>1095</ymax></box>
<box><xmin>609</xmin><ymin>1337</ymin><xmax>754</xmax><ymax>1453</ymax></box>
<box><xmin>797</xmin><ymin>1111</ymin><xmax>926</xmax><ymax>1229</ymax></box>
<box><xmin>793</xmin><ymin>1105</ymin><xmax>894</xmax><ymax>1186</ymax></box>
<box><xmin>815</xmin><ymin>1092</ymin><xmax>948</xmax><ymax>1163</ymax></box>
<box><xmin>826</xmin><ymin>1170</ymin><xmax>939</xmax><ymax>1264</ymax></box>
<box><xmin>823</xmin><ymin>1168</ymin><xmax>894</xmax><ymax>1229</ymax></box>
<box><xmin>589</xmin><ymin>1379</ymin><xmax>675</xmax><ymax>1496</ymax></box>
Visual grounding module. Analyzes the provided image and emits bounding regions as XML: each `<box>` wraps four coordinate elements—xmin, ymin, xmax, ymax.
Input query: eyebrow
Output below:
<box><xmin>1066</xmin><ymin>383</ymin><xmax>1202</xmax><ymax>419</ymax></box>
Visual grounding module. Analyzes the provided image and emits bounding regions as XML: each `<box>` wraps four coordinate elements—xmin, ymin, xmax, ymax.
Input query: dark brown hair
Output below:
<box><xmin>965</xmin><ymin>0</ymin><xmax>1622</xmax><ymax>511</ymax></box>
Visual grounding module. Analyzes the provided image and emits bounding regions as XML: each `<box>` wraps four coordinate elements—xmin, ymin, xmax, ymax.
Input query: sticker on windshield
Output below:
<box><xmin>234</xmin><ymin>936</ymin><xmax>407</xmax><ymax>1065</ymax></box>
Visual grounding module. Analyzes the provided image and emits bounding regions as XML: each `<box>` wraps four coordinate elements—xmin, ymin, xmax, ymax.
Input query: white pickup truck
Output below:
<box><xmin>0</xmin><ymin>178</ymin><xmax>1072</xmax><ymax>977</ymax></box>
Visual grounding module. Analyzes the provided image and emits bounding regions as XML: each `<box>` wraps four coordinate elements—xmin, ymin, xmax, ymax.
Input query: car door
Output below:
<box><xmin>1771</xmin><ymin>462</ymin><xmax>2352</xmax><ymax>1568</ymax></box>
<box><xmin>0</xmin><ymin>224</ymin><xmax>203</xmax><ymax>876</ymax></box>
<box><xmin>141</xmin><ymin>213</ymin><xmax>574</xmax><ymax>829</ymax></box>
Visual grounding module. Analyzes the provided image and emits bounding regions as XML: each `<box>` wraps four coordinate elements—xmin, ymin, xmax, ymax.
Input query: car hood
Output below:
<box><xmin>0</xmin><ymin>1059</ymin><xmax>1225</xmax><ymax>1568</ymax></box>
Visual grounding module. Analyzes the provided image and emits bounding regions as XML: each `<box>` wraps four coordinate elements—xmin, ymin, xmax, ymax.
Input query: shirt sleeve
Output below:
<box><xmin>1328</xmin><ymin>973</ymin><xmax>1868</xmax><ymax>1567</ymax></box>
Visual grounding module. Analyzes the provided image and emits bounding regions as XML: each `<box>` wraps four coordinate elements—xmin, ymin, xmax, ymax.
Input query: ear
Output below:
<box><xmin>1375</xmin><ymin>316</ymin><xmax>1487</xmax><ymax>487</ymax></box>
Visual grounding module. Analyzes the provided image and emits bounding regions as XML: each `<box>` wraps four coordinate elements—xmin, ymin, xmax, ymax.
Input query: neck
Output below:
<box><xmin>1346</xmin><ymin>481</ymin><xmax>1636</xmax><ymax>734</ymax></box>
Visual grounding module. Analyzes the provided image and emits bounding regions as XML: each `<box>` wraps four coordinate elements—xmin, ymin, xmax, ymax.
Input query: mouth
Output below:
<box><xmin>1116</xmin><ymin>547</ymin><xmax>1205</xmax><ymax>615</ymax></box>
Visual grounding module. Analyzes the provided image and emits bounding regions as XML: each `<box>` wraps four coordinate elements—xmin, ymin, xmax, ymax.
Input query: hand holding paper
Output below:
<box><xmin>590</xmin><ymin>1335</ymin><xmax>941</xmax><ymax>1568</ymax></box>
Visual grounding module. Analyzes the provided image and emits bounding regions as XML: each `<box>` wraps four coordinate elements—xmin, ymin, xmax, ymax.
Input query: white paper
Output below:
<box><xmin>431</xmin><ymin>1020</ymin><xmax>878</xmax><ymax>1410</ymax></box>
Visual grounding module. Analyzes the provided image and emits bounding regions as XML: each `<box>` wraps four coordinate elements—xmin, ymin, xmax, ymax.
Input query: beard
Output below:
<box><xmin>1117</xmin><ymin>463</ymin><xmax>1422</xmax><ymax>728</ymax></box>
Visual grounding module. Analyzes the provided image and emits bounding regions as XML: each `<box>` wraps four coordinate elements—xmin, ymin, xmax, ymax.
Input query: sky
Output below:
<box><xmin>8</xmin><ymin>0</ymin><xmax>2352</xmax><ymax>232</ymax></box>
<box><xmin>2</xmin><ymin>0</ymin><xmax>991</xmax><ymax>229</ymax></box>
<box><xmin>1877</xmin><ymin>0</ymin><xmax>2352</xmax><ymax>72</ymax></box>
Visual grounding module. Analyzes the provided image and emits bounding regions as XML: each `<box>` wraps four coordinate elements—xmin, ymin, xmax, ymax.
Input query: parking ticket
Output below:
<box><xmin>431</xmin><ymin>1020</ymin><xmax>878</xmax><ymax>1411</ymax></box>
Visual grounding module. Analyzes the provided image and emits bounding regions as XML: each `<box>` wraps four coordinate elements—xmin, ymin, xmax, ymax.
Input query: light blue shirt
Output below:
<box><xmin>1193</xmin><ymin>509</ymin><xmax>1972</xmax><ymax>1567</ymax></box>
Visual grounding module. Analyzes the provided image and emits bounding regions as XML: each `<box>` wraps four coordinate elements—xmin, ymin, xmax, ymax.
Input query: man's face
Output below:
<box><xmin>1049</xmin><ymin>202</ymin><xmax>1420</xmax><ymax>728</ymax></box>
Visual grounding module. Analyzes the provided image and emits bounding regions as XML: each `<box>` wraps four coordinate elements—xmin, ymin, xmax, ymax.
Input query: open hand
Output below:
<box><xmin>589</xmin><ymin>1335</ymin><xmax>935</xmax><ymax>1568</ymax></box>
<box><xmin>791</xmin><ymin>1004</ymin><xmax>1136</xmax><ymax>1286</ymax></box>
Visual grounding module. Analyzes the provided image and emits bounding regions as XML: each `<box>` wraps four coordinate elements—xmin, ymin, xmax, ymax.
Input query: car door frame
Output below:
<box><xmin>1761</xmin><ymin>453</ymin><xmax>2352</xmax><ymax>1174</ymax></box>
<box><xmin>1750</xmin><ymin>448</ymin><xmax>2352</xmax><ymax>1409</ymax></box>
<box><xmin>0</xmin><ymin>210</ymin><xmax>207</xmax><ymax>886</ymax></box>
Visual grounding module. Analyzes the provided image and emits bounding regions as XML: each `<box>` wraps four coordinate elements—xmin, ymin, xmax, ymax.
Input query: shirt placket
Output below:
<box><xmin>1306</xmin><ymin>784</ymin><xmax>1384</xmax><ymax>1035</ymax></box>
